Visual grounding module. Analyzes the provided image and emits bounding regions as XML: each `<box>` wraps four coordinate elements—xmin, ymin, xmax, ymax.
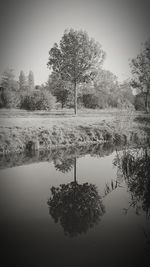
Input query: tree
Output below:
<box><xmin>19</xmin><ymin>70</ymin><xmax>26</xmax><ymax>90</ymax></box>
<box><xmin>79</xmin><ymin>69</ymin><xmax>119</xmax><ymax>109</ymax></box>
<box><xmin>0</xmin><ymin>68</ymin><xmax>17</xmax><ymax>90</ymax></box>
<box><xmin>0</xmin><ymin>68</ymin><xmax>19</xmax><ymax>108</ymax></box>
<box><xmin>130</xmin><ymin>39</ymin><xmax>150</xmax><ymax>112</ymax></box>
<box><xmin>47</xmin><ymin>29</ymin><xmax>105</xmax><ymax>114</ymax></box>
<box><xmin>94</xmin><ymin>69</ymin><xmax>119</xmax><ymax>108</ymax></box>
<box><xmin>94</xmin><ymin>69</ymin><xmax>118</xmax><ymax>93</ymax></box>
<box><xmin>28</xmin><ymin>70</ymin><xmax>34</xmax><ymax>90</ymax></box>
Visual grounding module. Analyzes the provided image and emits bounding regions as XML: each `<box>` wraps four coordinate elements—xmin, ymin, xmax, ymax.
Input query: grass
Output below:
<box><xmin>0</xmin><ymin>108</ymin><xmax>149</xmax><ymax>154</ymax></box>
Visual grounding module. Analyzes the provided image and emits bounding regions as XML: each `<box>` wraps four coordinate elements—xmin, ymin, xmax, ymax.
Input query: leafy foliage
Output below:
<box><xmin>48</xmin><ymin>29</ymin><xmax>105</xmax><ymax>83</ymax></box>
<box><xmin>0</xmin><ymin>68</ymin><xmax>18</xmax><ymax>90</ymax></box>
<box><xmin>20</xmin><ymin>89</ymin><xmax>56</xmax><ymax>110</ymax></box>
<box><xmin>19</xmin><ymin>70</ymin><xmax>26</xmax><ymax>90</ymax></box>
<box><xmin>114</xmin><ymin>148</ymin><xmax>150</xmax><ymax>218</ymax></box>
<box><xmin>0</xmin><ymin>69</ymin><xmax>20</xmax><ymax>108</ymax></box>
<box><xmin>0</xmin><ymin>89</ymin><xmax>21</xmax><ymax>108</ymax></box>
<box><xmin>134</xmin><ymin>93</ymin><xmax>150</xmax><ymax>111</ymax></box>
<box><xmin>119</xmin><ymin>80</ymin><xmax>134</xmax><ymax>105</ymax></box>
<box><xmin>82</xmin><ymin>93</ymin><xmax>99</xmax><ymax>108</ymax></box>
<box><xmin>54</xmin><ymin>158</ymin><xmax>75</xmax><ymax>173</ymax></box>
<box><xmin>47</xmin><ymin>72</ymin><xmax>73</xmax><ymax>108</ymax></box>
<box><xmin>28</xmin><ymin>70</ymin><xmax>34</xmax><ymax>90</ymax></box>
<box><xmin>79</xmin><ymin>70</ymin><xmax>134</xmax><ymax>109</ymax></box>
<box><xmin>48</xmin><ymin>181</ymin><xmax>105</xmax><ymax>237</ymax></box>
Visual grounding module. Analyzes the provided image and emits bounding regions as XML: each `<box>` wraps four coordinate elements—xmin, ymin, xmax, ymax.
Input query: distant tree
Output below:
<box><xmin>110</xmin><ymin>80</ymin><xmax>135</xmax><ymax>110</ymax></box>
<box><xmin>94</xmin><ymin>69</ymin><xmax>119</xmax><ymax>108</ymax></box>
<box><xmin>19</xmin><ymin>70</ymin><xmax>26</xmax><ymax>90</ymax></box>
<box><xmin>79</xmin><ymin>69</ymin><xmax>119</xmax><ymax>109</ymax></box>
<box><xmin>119</xmin><ymin>80</ymin><xmax>134</xmax><ymax>105</ymax></box>
<box><xmin>130</xmin><ymin>39</ymin><xmax>150</xmax><ymax>112</ymax></box>
<box><xmin>28</xmin><ymin>70</ymin><xmax>34</xmax><ymax>90</ymax></box>
<box><xmin>94</xmin><ymin>69</ymin><xmax>118</xmax><ymax>94</ymax></box>
<box><xmin>0</xmin><ymin>68</ymin><xmax>18</xmax><ymax>91</ymax></box>
<box><xmin>0</xmin><ymin>68</ymin><xmax>19</xmax><ymax>108</ymax></box>
<box><xmin>47</xmin><ymin>29</ymin><xmax>105</xmax><ymax>114</ymax></box>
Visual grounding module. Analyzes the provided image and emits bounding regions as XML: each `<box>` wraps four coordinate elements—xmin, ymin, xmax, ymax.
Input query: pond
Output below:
<box><xmin>0</xmin><ymin>143</ymin><xmax>150</xmax><ymax>267</ymax></box>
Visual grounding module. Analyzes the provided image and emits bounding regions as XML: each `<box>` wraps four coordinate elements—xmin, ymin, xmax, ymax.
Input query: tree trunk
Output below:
<box><xmin>74</xmin><ymin>81</ymin><xmax>77</xmax><ymax>115</ymax></box>
<box><xmin>74</xmin><ymin>157</ymin><xmax>77</xmax><ymax>183</ymax></box>
<box><xmin>145</xmin><ymin>91</ymin><xmax>149</xmax><ymax>113</ymax></box>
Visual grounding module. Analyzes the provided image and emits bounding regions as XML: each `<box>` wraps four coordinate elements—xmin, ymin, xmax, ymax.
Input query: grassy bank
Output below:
<box><xmin>0</xmin><ymin>109</ymin><xmax>149</xmax><ymax>154</ymax></box>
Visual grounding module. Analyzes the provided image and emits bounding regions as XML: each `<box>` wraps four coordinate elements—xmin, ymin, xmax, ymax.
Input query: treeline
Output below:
<box><xmin>0</xmin><ymin>67</ymin><xmax>134</xmax><ymax>111</ymax></box>
<box><xmin>47</xmin><ymin>69</ymin><xmax>134</xmax><ymax>109</ymax></box>
<box><xmin>0</xmin><ymin>69</ymin><xmax>56</xmax><ymax>110</ymax></box>
<box><xmin>0</xmin><ymin>70</ymin><xmax>134</xmax><ymax>111</ymax></box>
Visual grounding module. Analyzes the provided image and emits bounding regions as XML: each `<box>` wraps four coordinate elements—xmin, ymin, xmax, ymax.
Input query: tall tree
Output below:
<box><xmin>19</xmin><ymin>70</ymin><xmax>26</xmax><ymax>90</ymax></box>
<box><xmin>130</xmin><ymin>39</ymin><xmax>150</xmax><ymax>112</ymax></box>
<box><xmin>0</xmin><ymin>68</ymin><xmax>17</xmax><ymax>90</ymax></box>
<box><xmin>28</xmin><ymin>70</ymin><xmax>34</xmax><ymax>90</ymax></box>
<box><xmin>47</xmin><ymin>29</ymin><xmax>105</xmax><ymax>114</ymax></box>
<box><xmin>0</xmin><ymin>68</ymin><xmax>19</xmax><ymax>108</ymax></box>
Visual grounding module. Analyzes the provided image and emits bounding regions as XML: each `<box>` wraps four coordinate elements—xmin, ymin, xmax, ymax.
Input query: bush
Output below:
<box><xmin>0</xmin><ymin>88</ymin><xmax>21</xmax><ymax>108</ymax></box>
<box><xmin>20</xmin><ymin>90</ymin><xmax>56</xmax><ymax>110</ymax></box>
<box><xmin>82</xmin><ymin>94</ymin><xmax>99</xmax><ymax>109</ymax></box>
<box><xmin>134</xmin><ymin>93</ymin><xmax>150</xmax><ymax>111</ymax></box>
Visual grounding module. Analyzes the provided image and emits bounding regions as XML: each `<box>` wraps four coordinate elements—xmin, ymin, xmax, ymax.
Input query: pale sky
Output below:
<box><xmin>0</xmin><ymin>0</ymin><xmax>150</xmax><ymax>84</ymax></box>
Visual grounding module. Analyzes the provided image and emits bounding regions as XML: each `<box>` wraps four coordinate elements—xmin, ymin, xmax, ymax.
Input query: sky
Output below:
<box><xmin>0</xmin><ymin>0</ymin><xmax>150</xmax><ymax>85</ymax></box>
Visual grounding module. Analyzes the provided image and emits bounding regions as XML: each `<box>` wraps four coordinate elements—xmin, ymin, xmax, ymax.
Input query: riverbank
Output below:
<box><xmin>0</xmin><ymin>109</ymin><xmax>149</xmax><ymax>154</ymax></box>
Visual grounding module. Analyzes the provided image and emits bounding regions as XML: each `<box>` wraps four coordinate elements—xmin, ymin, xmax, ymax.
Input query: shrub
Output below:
<box><xmin>20</xmin><ymin>89</ymin><xmax>56</xmax><ymax>110</ymax></box>
<box><xmin>82</xmin><ymin>94</ymin><xmax>99</xmax><ymax>109</ymax></box>
<box><xmin>0</xmin><ymin>88</ymin><xmax>21</xmax><ymax>108</ymax></box>
<box><xmin>134</xmin><ymin>93</ymin><xmax>150</xmax><ymax>111</ymax></box>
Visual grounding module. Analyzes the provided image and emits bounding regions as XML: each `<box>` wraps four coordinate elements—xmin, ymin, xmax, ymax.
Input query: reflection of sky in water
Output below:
<box><xmin>0</xmin><ymin>149</ymin><xmax>150</xmax><ymax>266</ymax></box>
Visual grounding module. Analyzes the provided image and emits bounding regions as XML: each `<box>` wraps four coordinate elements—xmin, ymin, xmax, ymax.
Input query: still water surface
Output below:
<box><xmin>0</xmin><ymin>144</ymin><xmax>150</xmax><ymax>266</ymax></box>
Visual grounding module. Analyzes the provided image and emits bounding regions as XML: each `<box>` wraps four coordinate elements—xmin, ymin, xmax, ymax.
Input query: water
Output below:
<box><xmin>0</xmin><ymin>144</ymin><xmax>150</xmax><ymax>267</ymax></box>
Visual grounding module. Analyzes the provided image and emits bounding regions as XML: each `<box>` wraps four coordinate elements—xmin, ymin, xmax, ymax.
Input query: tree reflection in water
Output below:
<box><xmin>114</xmin><ymin>147</ymin><xmax>150</xmax><ymax>218</ymax></box>
<box><xmin>47</xmin><ymin>158</ymin><xmax>105</xmax><ymax>237</ymax></box>
<box><xmin>54</xmin><ymin>158</ymin><xmax>74</xmax><ymax>173</ymax></box>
